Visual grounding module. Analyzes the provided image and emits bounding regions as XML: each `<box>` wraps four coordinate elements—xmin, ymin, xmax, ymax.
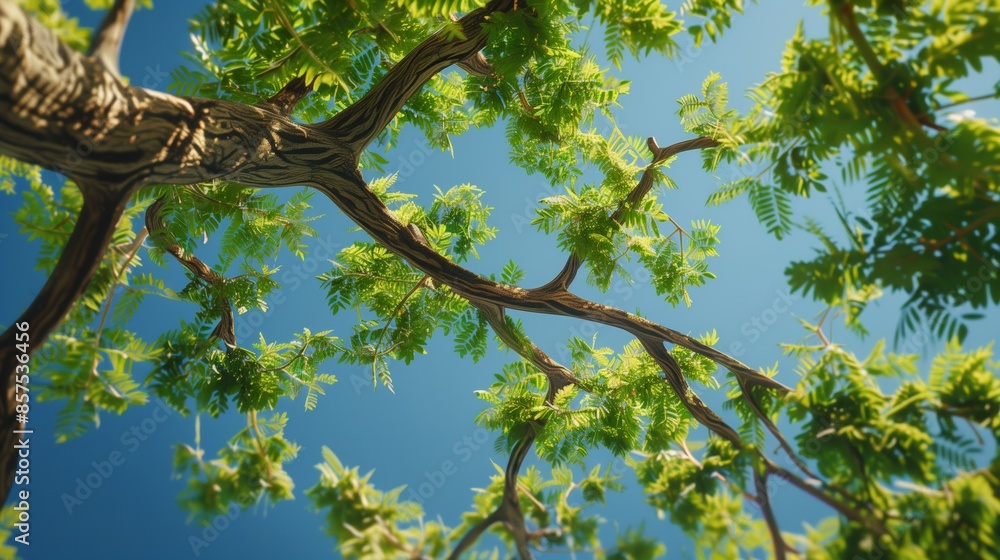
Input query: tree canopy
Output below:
<box><xmin>0</xmin><ymin>0</ymin><xmax>998</xmax><ymax>558</ymax></box>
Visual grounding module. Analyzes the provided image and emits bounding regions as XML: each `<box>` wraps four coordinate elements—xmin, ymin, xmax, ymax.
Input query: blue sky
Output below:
<box><xmin>1</xmin><ymin>1</ymin><xmax>997</xmax><ymax>559</ymax></box>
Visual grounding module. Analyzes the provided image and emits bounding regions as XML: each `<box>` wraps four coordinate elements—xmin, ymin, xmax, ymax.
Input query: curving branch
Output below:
<box><xmin>144</xmin><ymin>196</ymin><xmax>236</xmax><ymax>347</ymax></box>
<box><xmin>764</xmin><ymin>458</ymin><xmax>886</xmax><ymax>536</ymax></box>
<box><xmin>754</xmin><ymin>469</ymin><xmax>790</xmax><ymax>560</ymax></box>
<box><xmin>0</xmin><ymin>188</ymin><xmax>127</xmax><ymax>498</ymax></box>
<box><xmin>475</xmin><ymin>303</ymin><xmax>577</xmax><ymax>394</ymax></box>
<box><xmin>447</xmin><ymin>300</ymin><xmax>598</xmax><ymax>555</ymax></box>
<box><xmin>501</xmin><ymin>432</ymin><xmax>538</xmax><ymax>560</ymax></box>
<box><xmin>87</xmin><ymin>0</ymin><xmax>135</xmax><ymax>76</ymax></box>
<box><xmin>451</xmin><ymin>13</ymin><xmax>496</xmax><ymax>77</ymax></box>
<box><xmin>833</xmin><ymin>1</ymin><xmax>947</xmax><ymax>135</ymax></box>
<box><xmin>443</xmin><ymin>430</ymin><xmax>538</xmax><ymax>560</ymax></box>
<box><xmin>639</xmin><ymin>337</ymin><xmax>742</xmax><ymax>445</ymax></box>
<box><xmin>457</xmin><ymin>51</ymin><xmax>494</xmax><ymax>77</ymax></box>
<box><xmin>536</xmin><ymin>136</ymin><xmax>719</xmax><ymax>291</ymax></box>
<box><xmin>446</xmin><ymin>511</ymin><xmax>501</xmax><ymax>560</ymax></box>
<box><xmin>318</xmin><ymin>0</ymin><xmax>515</xmax><ymax>152</ymax></box>
<box><xmin>320</xmin><ymin>168</ymin><xmax>788</xmax><ymax>395</ymax></box>
<box><xmin>0</xmin><ymin>1</ymin><xmax>888</xmax><ymax>547</ymax></box>
<box><xmin>453</xmin><ymin>303</ymin><xmax>566</xmax><ymax>557</ymax></box>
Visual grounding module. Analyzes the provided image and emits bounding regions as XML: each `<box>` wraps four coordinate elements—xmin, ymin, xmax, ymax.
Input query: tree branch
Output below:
<box><xmin>145</xmin><ymin>196</ymin><xmax>235</xmax><ymax>347</ymax></box>
<box><xmin>446</xmin><ymin>427</ymin><xmax>539</xmax><ymax>559</ymax></box>
<box><xmin>318</xmin><ymin>0</ymin><xmax>515</xmax><ymax>152</ymax></box>
<box><xmin>451</xmin><ymin>14</ymin><xmax>495</xmax><ymax>77</ymax></box>
<box><xmin>765</xmin><ymin>459</ymin><xmax>887</xmax><ymax>536</ymax></box>
<box><xmin>936</xmin><ymin>92</ymin><xmax>1000</xmax><ymax>111</ymax></box>
<box><xmin>0</xmin><ymin>188</ymin><xmax>126</xmax><ymax>497</ymax></box>
<box><xmin>754</xmin><ymin>469</ymin><xmax>789</xmax><ymax>560</ymax></box>
<box><xmin>2</xmin><ymin>1</ymin><xmax>355</xmax><ymax>190</ymax></box>
<box><xmin>535</xmin><ymin>136</ymin><xmax>719</xmax><ymax>294</ymax></box>
<box><xmin>87</xmin><ymin>0</ymin><xmax>135</xmax><ymax>76</ymax></box>
<box><xmin>446</xmin><ymin>511</ymin><xmax>501</xmax><ymax>560</ymax></box>
<box><xmin>639</xmin><ymin>337</ymin><xmax>741</xmax><ymax>445</ymax></box>
<box><xmin>501</xmin><ymin>431</ymin><xmax>537</xmax><ymax>560</ymax></box>
<box><xmin>0</xmin><ymin>2</ymin><xmax>803</xmax><ymax>530</ymax></box>
<box><xmin>832</xmin><ymin>1</ymin><xmax>946</xmax><ymax>134</ymax></box>
<box><xmin>456</xmin><ymin>304</ymin><xmax>567</xmax><ymax>557</ymax></box>
<box><xmin>475</xmin><ymin>303</ymin><xmax>577</xmax><ymax>394</ymax></box>
<box><xmin>256</xmin><ymin>75</ymin><xmax>315</xmax><ymax>116</ymax></box>
<box><xmin>457</xmin><ymin>51</ymin><xmax>494</xmax><ymax>77</ymax></box>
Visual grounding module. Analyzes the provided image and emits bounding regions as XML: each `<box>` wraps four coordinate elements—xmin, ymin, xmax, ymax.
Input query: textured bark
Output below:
<box><xmin>0</xmin><ymin>0</ymin><xmax>833</xmax><ymax>553</ymax></box>
<box><xmin>0</xmin><ymin>190</ymin><xmax>126</xmax><ymax>500</ymax></box>
<box><xmin>144</xmin><ymin>197</ymin><xmax>236</xmax><ymax>346</ymax></box>
<box><xmin>87</xmin><ymin>0</ymin><xmax>135</xmax><ymax>75</ymax></box>
<box><xmin>318</xmin><ymin>0</ymin><xmax>514</xmax><ymax>151</ymax></box>
<box><xmin>0</xmin><ymin>0</ymin><xmax>519</xmax><ymax>509</ymax></box>
<box><xmin>0</xmin><ymin>0</ymin><xmax>344</xmax><ymax>503</ymax></box>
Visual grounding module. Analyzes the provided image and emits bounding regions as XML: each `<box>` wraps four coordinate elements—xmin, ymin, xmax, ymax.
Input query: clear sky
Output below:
<box><xmin>1</xmin><ymin>1</ymin><xmax>997</xmax><ymax>559</ymax></box>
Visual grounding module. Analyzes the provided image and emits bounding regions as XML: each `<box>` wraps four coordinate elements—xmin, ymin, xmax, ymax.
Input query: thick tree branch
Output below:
<box><xmin>475</xmin><ymin>303</ymin><xmax>577</xmax><ymax>394</ymax></box>
<box><xmin>256</xmin><ymin>75</ymin><xmax>315</xmax><ymax>116</ymax></box>
<box><xmin>639</xmin><ymin>337</ymin><xmax>741</xmax><ymax>445</ymax></box>
<box><xmin>301</xmin><ymin>166</ymin><xmax>788</xmax><ymax>463</ymax></box>
<box><xmin>0</xmin><ymin>189</ymin><xmax>126</xmax><ymax>497</ymax></box>
<box><xmin>452</xmin><ymin>14</ymin><xmax>495</xmax><ymax>77</ymax></box>
<box><xmin>87</xmin><ymin>0</ymin><xmax>135</xmax><ymax>76</ymax></box>
<box><xmin>313</xmin><ymin>168</ymin><xmax>787</xmax><ymax>395</ymax></box>
<box><xmin>457</xmin><ymin>51</ymin><xmax>494</xmax><ymax>77</ymax></box>
<box><xmin>0</xmin><ymin>6</ymin><xmax>819</xmax><ymax>546</ymax></box>
<box><xmin>2</xmin><ymin>1</ymin><xmax>353</xmax><ymax>189</ymax></box>
<box><xmin>318</xmin><ymin>0</ymin><xmax>515</xmax><ymax>152</ymax></box>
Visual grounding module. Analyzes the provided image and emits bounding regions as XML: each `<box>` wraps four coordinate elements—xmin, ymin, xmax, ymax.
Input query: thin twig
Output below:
<box><xmin>936</xmin><ymin>93</ymin><xmax>999</xmax><ymax>111</ymax></box>
<box><xmin>371</xmin><ymin>275</ymin><xmax>430</xmax><ymax>385</ymax></box>
<box><xmin>85</xmin><ymin>226</ymin><xmax>148</xmax><ymax>397</ymax></box>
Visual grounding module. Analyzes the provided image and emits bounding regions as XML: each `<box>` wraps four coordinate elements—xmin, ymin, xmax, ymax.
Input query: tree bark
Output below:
<box><xmin>0</xmin><ymin>5</ymin><xmax>800</xmax><ymax>546</ymax></box>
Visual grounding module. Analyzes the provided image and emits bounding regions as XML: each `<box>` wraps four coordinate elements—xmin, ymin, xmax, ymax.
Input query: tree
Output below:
<box><xmin>0</xmin><ymin>0</ymin><xmax>998</xmax><ymax>557</ymax></box>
